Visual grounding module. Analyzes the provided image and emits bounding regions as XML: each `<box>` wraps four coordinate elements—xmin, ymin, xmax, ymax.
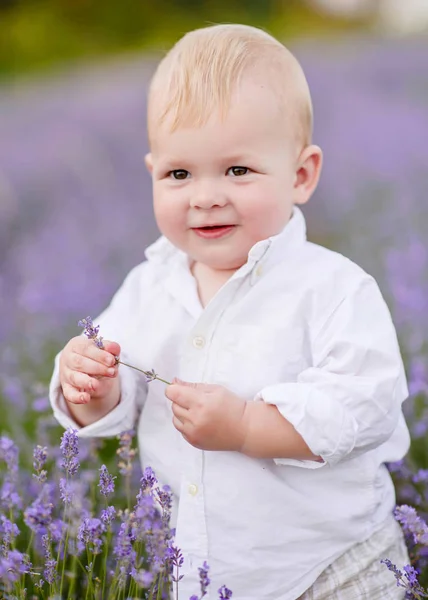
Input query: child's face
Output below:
<box><xmin>148</xmin><ymin>77</ymin><xmax>304</xmax><ymax>273</ymax></box>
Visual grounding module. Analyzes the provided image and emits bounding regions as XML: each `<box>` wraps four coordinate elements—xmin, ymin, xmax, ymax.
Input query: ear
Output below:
<box><xmin>145</xmin><ymin>152</ymin><xmax>153</xmax><ymax>174</ymax></box>
<box><xmin>292</xmin><ymin>145</ymin><xmax>323</xmax><ymax>206</ymax></box>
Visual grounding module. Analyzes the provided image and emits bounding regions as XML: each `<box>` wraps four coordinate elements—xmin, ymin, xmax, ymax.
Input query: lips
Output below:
<box><xmin>192</xmin><ymin>224</ymin><xmax>236</xmax><ymax>239</ymax></box>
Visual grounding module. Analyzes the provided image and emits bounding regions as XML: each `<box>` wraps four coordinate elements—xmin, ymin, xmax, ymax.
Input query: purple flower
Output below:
<box><xmin>101</xmin><ymin>505</ymin><xmax>117</xmax><ymax>526</ymax></box>
<box><xmin>49</xmin><ymin>518</ymin><xmax>66</xmax><ymax>543</ymax></box>
<box><xmin>403</xmin><ymin>564</ymin><xmax>420</xmax><ymax>587</ymax></box>
<box><xmin>24</xmin><ymin>484</ymin><xmax>53</xmax><ymax>534</ymax></box>
<box><xmin>394</xmin><ymin>505</ymin><xmax>428</xmax><ymax>545</ymax></box>
<box><xmin>381</xmin><ymin>559</ymin><xmax>426</xmax><ymax>596</ymax></box>
<box><xmin>114</xmin><ymin>515</ymin><xmax>137</xmax><ymax>562</ymax></box>
<box><xmin>0</xmin><ymin>549</ymin><xmax>28</xmax><ymax>583</ymax></box>
<box><xmin>78</xmin><ymin>316</ymin><xmax>104</xmax><ymax>349</ymax></box>
<box><xmin>165</xmin><ymin>542</ymin><xmax>184</xmax><ymax>583</ymax></box>
<box><xmin>130</xmin><ymin>566</ymin><xmax>155</xmax><ymax>588</ymax></box>
<box><xmin>218</xmin><ymin>585</ymin><xmax>233</xmax><ymax>599</ymax></box>
<box><xmin>1</xmin><ymin>480</ymin><xmax>22</xmax><ymax>511</ymax></box>
<box><xmin>140</xmin><ymin>466</ymin><xmax>158</xmax><ymax>493</ymax></box>
<box><xmin>33</xmin><ymin>445</ymin><xmax>48</xmax><ymax>483</ymax></box>
<box><xmin>113</xmin><ymin>515</ymin><xmax>137</xmax><ymax>588</ymax></box>
<box><xmin>156</xmin><ymin>484</ymin><xmax>173</xmax><ymax>525</ymax></box>
<box><xmin>59</xmin><ymin>478</ymin><xmax>73</xmax><ymax>504</ymax></box>
<box><xmin>60</xmin><ymin>428</ymin><xmax>80</xmax><ymax>476</ymax></box>
<box><xmin>116</xmin><ymin>429</ymin><xmax>136</xmax><ymax>476</ymax></box>
<box><xmin>42</xmin><ymin>535</ymin><xmax>57</xmax><ymax>585</ymax></box>
<box><xmin>77</xmin><ymin>517</ymin><xmax>105</xmax><ymax>554</ymax></box>
<box><xmin>412</xmin><ymin>469</ymin><xmax>428</xmax><ymax>484</ymax></box>
<box><xmin>98</xmin><ymin>464</ymin><xmax>116</xmax><ymax>496</ymax></box>
<box><xmin>32</xmin><ymin>395</ymin><xmax>50</xmax><ymax>412</ymax></box>
<box><xmin>145</xmin><ymin>368</ymin><xmax>157</xmax><ymax>383</ymax></box>
<box><xmin>198</xmin><ymin>561</ymin><xmax>210</xmax><ymax>597</ymax></box>
<box><xmin>0</xmin><ymin>436</ymin><xmax>19</xmax><ymax>474</ymax></box>
<box><xmin>0</xmin><ymin>515</ymin><xmax>20</xmax><ymax>550</ymax></box>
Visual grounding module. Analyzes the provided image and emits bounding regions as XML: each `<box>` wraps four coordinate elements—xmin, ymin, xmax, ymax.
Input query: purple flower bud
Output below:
<box><xmin>157</xmin><ymin>485</ymin><xmax>173</xmax><ymax>523</ymax></box>
<box><xmin>381</xmin><ymin>559</ymin><xmax>425</xmax><ymax>596</ymax></box>
<box><xmin>145</xmin><ymin>369</ymin><xmax>157</xmax><ymax>383</ymax></box>
<box><xmin>0</xmin><ymin>515</ymin><xmax>19</xmax><ymax>549</ymax></box>
<box><xmin>130</xmin><ymin>567</ymin><xmax>154</xmax><ymax>588</ymax></box>
<box><xmin>218</xmin><ymin>585</ymin><xmax>233</xmax><ymax>599</ymax></box>
<box><xmin>0</xmin><ymin>436</ymin><xmax>19</xmax><ymax>474</ymax></box>
<box><xmin>101</xmin><ymin>505</ymin><xmax>116</xmax><ymax>526</ymax></box>
<box><xmin>0</xmin><ymin>549</ymin><xmax>28</xmax><ymax>583</ymax></box>
<box><xmin>59</xmin><ymin>478</ymin><xmax>73</xmax><ymax>504</ymax></box>
<box><xmin>140</xmin><ymin>466</ymin><xmax>157</xmax><ymax>493</ymax></box>
<box><xmin>1</xmin><ymin>480</ymin><xmax>22</xmax><ymax>511</ymax></box>
<box><xmin>24</xmin><ymin>484</ymin><xmax>53</xmax><ymax>534</ymax></box>
<box><xmin>394</xmin><ymin>505</ymin><xmax>428</xmax><ymax>545</ymax></box>
<box><xmin>98</xmin><ymin>464</ymin><xmax>116</xmax><ymax>496</ymax></box>
<box><xmin>78</xmin><ymin>517</ymin><xmax>105</xmax><ymax>555</ymax></box>
<box><xmin>78</xmin><ymin>316</ymin><xmax>104</xmax><ymax>349</ymax></box>
<box><xmin>33</xmin><ymin>445</ymin><xmax>48</xmax><ymax>483</ymax></box>
<box><xmin>116</xmin><ymin>429</ymin><xmax>136</xmax><ymax>476</ymax></box>
<box><xmin>42</xmin><ymin>534</ymin><xmax>57</xmax><ymax>585</ymax></box>
<box><xmin>49</xmin><ymin>519</ymin><xmax>66</xmax><ymax>543</ymax></box>
<box><xmin>198</xmin><ymin>561</ymin><xmax>210</xmax><ymax>597</ymax></box>
<box><xmin>33</xmin><ymin>445</ymin><xmax>48</xmax><ymax>470</ymax></box>
<box><xmin>60</xmin><ymin>428</ymin><xmax>80</xmax><ymax>476</ymax></box>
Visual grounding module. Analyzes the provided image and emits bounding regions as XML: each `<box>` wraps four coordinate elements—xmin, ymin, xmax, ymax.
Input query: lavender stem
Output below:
<box><xmin>116</xmin><ymin>359</ymin><xmax>171</xmax><ymax>385</ymax></box>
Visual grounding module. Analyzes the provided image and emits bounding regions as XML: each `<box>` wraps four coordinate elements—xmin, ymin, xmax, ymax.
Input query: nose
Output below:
<box><xmin>190</xmin><ymin>179</ymin><xmax>227</xmax><ymax>209</ymax></box>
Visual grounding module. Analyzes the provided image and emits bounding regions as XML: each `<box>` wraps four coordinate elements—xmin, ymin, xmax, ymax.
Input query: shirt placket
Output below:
<box><xmin>175</xmin><ymin>266</ymin><xmax>255</xmax><ymax>588</ymax></box>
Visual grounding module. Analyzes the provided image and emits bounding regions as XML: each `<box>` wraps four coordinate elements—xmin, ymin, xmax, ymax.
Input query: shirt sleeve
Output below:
<box><xmin>255</xmin><ymin>275</ymin><xmax>409</xmax><ymax>468</ymax></box>
<box><xmin>49</xmin><ymin>263</ymin><xmax>149</xmax><ymax>438</ymax></box>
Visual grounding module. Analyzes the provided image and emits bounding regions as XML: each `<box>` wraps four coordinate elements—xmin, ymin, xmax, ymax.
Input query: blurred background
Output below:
<box><xmin>0</xmin><ymin>0</ymin><xmax>427</xmax><ymax>497</ymax></box>
<box><xmin>0</xmin><ymin>1</ymin><xmax>428</xmax><ymax>590</ymax></box>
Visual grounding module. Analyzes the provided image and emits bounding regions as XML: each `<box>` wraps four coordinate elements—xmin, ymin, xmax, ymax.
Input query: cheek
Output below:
<box><xmin>238</xmin><ymin>185</ymin><xmax>291</xmax><ymax>236</ymax></box>
<box><xmin>153</xmin><ymin>187</ymin><xmax>186</xmax><ymax>237</ymax></box>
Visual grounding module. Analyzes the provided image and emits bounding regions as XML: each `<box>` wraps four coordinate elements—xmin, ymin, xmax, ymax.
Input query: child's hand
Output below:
<box><xmin>59</xmin><ymin>336</ymin><xmax>121</xmax><ymax>404</ymax></box>
<box><xmin>165</xmin><ymin>379</ymin><xmax>248</xmax><ymax>452</ymax></box>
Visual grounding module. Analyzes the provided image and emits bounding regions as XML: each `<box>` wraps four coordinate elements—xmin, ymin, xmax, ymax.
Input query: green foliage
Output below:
<box><xmin>0</xmin><ymin>0</ymin><xmax>368</xmax><ymax>78</ymax></box>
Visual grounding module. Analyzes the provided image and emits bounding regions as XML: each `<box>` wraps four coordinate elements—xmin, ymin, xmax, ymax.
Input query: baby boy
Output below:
<box><xmin>50</xmin><ymin>24</ymin><xmax>410</xmax><ymax>599</ymax></box>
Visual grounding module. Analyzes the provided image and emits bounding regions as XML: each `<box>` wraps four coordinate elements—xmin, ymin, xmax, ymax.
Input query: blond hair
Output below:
<box><xmin>147</xmin><ymin>24</ymin><xmax>313</xmax><ymax>147</ymax></box>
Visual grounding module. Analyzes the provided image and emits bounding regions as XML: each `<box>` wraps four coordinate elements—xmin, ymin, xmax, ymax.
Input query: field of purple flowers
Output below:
<box><xmin>1</xmin><ymin>37</ymin><xmax>428</xmax><ymax>597</ymax></box>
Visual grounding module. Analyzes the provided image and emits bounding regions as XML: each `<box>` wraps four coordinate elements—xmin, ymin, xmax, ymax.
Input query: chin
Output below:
<box><xmin>202</xmin><ymin>257</ymin><xmax>246</xmax><ymax>271</ymax></box>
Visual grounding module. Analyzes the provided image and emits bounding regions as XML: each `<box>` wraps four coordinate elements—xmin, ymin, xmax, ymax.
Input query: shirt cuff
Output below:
<box><xmin>49</xmin><ymin>353</ymin><xmax>140</xmax><ymax>438</ymax></box>
<box><xmin>255</xmin><ymin>383</ymin><xmax>358</xmax><ymax>468</ymax></box>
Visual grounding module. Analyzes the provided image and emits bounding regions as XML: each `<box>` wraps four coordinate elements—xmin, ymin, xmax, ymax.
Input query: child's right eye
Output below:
<box><xmin>169</xmin><ymin>169</ymin><xmax>190</xmax><ymax>180</ymax></box>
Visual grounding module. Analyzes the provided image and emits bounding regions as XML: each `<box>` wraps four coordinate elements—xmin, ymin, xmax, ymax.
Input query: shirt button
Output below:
<box><xmin>192</xmin><ymin>336</ymin><xmax>205</xmax><ymax>349</ymax></box>
<box><xmin>188</xmin><ymin>483</ymin><xmax>198</xmax><ymax>496</ymax></box>
<box><xmin>255</xmin><ymin>264</ymin><xmax>263</xmax><ymax>277</ymax></box>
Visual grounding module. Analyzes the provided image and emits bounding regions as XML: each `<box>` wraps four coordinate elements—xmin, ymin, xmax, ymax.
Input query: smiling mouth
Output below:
<box><xmin>192</xmin><ymin>224</ymin><xmax>236</xmax><ymax>239</ymax></box>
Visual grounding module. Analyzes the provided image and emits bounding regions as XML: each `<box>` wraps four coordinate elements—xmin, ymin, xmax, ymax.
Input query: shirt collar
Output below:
<box><xmin>145</xmin><ymin>206</ymin><xmax>307</xmax><ymax>271</ymax></box>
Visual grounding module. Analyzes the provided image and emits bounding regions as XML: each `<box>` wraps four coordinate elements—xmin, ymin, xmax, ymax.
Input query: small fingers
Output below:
<box><xmin>71</xmin><ymin>336</ymin><xmax>117</xmax><ymax>367</ymax></box>
<box><xmin>171</xmin><ymin>402</ymin><xmax>189</xmax><ymax>422</ymax></box>
<box><xmin>172</xmin><ymin>415</ymin><xmax>186</xmax><ymax>433</ymax></box>
<box><xmin>69</xmin><ymin>352</ymin><xmax>117</xmax><ymax>378</ymax></box>
<box><xmin>65</xmin><ymin>369</ymin><xmax>100</xmax><ymax>394</ymax></box>
<box><xmin>62</xmin><ymin>382</ymin><xmax>90</xmax><ymax>405</ymax></box>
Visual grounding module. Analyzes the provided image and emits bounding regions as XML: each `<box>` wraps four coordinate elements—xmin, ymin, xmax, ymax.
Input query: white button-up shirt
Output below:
<box><xmin>50</xmin><ymin>207</ymin><xmax>410</xmax><ymax>600</ymax></box>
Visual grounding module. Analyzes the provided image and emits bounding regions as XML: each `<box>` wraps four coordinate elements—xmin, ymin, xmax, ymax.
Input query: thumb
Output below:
<box><xmin>172</xmin><ymin>377</ymin><xmax>194</xmax><ymax>387</ymax></box>
<box><xmin>172</xmin><ymin>378</ymin><xmax>215</xmax><ymax>390</ymax></box>
<box><xmin>103</xmin><ymin>340</ymin><xmax>121</xmax><ymax>357</ymax></box>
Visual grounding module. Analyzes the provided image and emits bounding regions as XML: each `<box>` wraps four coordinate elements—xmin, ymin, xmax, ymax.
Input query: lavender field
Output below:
<box><xmin>1</xmin><ymin>38</ymin><xmax>428</xmax><ymax>597</ymax></box>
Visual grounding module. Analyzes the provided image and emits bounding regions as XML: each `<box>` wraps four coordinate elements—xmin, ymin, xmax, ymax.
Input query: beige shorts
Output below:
<box><xmin>298</xmin><ymin>517</ymin><xmax>409</xmax><ymax>600</ymax></box>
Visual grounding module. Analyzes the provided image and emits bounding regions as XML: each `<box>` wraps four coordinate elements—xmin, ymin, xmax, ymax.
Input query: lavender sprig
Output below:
<box><xmin>98</xmin><ymin>465</ymin><xmax>116</xmax><ymax>497</ymax></box>
<box><xmin>381</xmin><ymin>559</ymin><xmax>428</xmax><ymax>598</ymax></box>
<box><xmin>78</xmin><ymin>317</ymin><xmax>171</xmax><ymax>385</ymax></box>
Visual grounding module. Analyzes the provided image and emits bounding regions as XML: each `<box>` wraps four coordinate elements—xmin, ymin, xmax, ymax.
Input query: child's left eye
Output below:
<box><xmin>227</xmin><ymin>166</ymin><xmax>249</xmax><ymax>177</ymax></box>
